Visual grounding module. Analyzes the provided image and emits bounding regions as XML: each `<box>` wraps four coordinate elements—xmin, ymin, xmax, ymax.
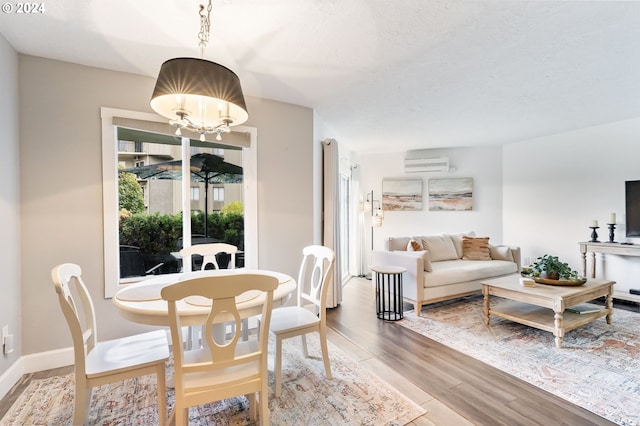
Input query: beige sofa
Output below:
<box><xmin>371</xmin><ymin>233</ymin><xmax>521</xmax><ymax>315</ymax></box>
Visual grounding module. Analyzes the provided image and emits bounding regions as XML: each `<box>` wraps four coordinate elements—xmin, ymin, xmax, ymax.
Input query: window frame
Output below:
<box><xmin>101</xmin><ymin>107</ymin><xmax>258</xmax><ymax>298</ymax></box>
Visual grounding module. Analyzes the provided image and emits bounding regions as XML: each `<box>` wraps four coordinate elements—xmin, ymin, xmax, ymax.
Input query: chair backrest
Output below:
<box><xmin>296</xmin><ymin>245</ymin><xmax>336</xmax><ymax>317</ymax></box>
<box><xmin>161</xmin><ymin>274</ymin><xmax>278</xmax><ymax>391</ymax></box>
<box><xmin>179</xmin><ymin>243</ymin><xmax>238</xmax><ymax>272</ymax></box>
<box><xmin>51</xmin><ymin>263</ymin><xmax>97</xmax><ymax>376</ymax></box>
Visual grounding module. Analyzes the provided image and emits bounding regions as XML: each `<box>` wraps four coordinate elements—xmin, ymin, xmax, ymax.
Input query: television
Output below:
<box><xmin>625</xmin><ymin>180</ymin><xmax>640</xmax><ymax>237</ymax></box>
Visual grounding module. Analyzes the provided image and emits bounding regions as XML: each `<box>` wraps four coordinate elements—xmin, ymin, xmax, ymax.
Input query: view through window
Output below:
<box><xmin>117</xmin><ymin>129</ymin><xmax>245</xmax><ymax>279</ymax></box>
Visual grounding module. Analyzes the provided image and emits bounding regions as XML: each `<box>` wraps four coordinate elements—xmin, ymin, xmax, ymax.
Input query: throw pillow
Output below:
<box><xmin>407</xmin><ymin>239</ymin><xmax>423</xmax><ymax>252</ymax></box>
<box><xmin>400</xmin><ymin>250</ymin><xmax>432</xmax><ymax>272</ymax></box>
<box><xmin>462</xmin><ymin>236</ymin><xmax>491</xmax><ymax>261</ymax></box>
<box><xmin>421</xmin><ymin>234</ymin><xmax>458</xmax><ymax>262</ymax></box>
<box><xmin>450</xmin><ymin>231</ymin><xmax>476</xmax><ymax>258</ymax></box>
<box><xmin>490</xmin><ymin>245</ymin><xmax>513</xmax><ymax>261</ymax></box>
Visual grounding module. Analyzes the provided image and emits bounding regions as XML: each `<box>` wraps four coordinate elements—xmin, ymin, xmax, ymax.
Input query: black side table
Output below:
<box><xmin>371</xmin><ymin>265</ymin><xmax>406</xmax><ymax>321</ymax></box>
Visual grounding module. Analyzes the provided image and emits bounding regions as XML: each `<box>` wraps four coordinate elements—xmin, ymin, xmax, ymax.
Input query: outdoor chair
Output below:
<box><xmin>161</xmin><ymin>273</ymin><xmax>278</xmax><ymax>426</ymax></box>
<box><xmin>262</xmin><ymin>245</ymin><xmax>335</xmax><ymax>397</ymax></box>
<box><xmin>51</xmin><ymin>263</ymin><xmax>169</xmax><ymax>425</ymax></box>
<box><xmin>119</xmin><ymin>245</ymin><xmax>164</xmax><ymax>278</ymax></box>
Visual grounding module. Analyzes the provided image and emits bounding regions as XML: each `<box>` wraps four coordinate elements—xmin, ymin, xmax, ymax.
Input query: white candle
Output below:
<box><xmin>591</xmin><ymin>220</ymin><xmax>599</xmax><ymax>228</ymax></box>
<box><xmin>609</xmin><ymin>213</ymin><xmax>616</xmax><ymax>224</ymax></box>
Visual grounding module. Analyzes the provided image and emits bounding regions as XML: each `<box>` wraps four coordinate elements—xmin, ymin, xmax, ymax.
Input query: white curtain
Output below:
<box><xmin>322</xmin><ymin>139</ymin><xmax>342</xmax><ymax>308</ymax></box>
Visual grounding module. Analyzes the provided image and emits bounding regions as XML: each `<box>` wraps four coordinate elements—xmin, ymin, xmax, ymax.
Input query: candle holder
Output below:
<box><xmin>589</xmin><ymin>226</ymin><xmax>600</xmax><ymax>243</ymax></box>
<box><xmin>607</xmin><ymin>223</ymin><xmax>616</xmax><ymax>243</ymax></box>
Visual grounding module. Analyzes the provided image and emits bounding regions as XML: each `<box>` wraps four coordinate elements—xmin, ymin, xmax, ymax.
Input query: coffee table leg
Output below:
<box><xmin>553</xmin><ymin>309</ymin><xmax>564</xmax><ymax>348</ymax></box>
<box><xmin>482</xmin><ymin>285</ymin><xmax>490</xmax><ymax>325</ymax></box>
<box><xmin>606</xmin><ymin>287</ymin><xmax>613</xmax><ymax>325</ymax></box>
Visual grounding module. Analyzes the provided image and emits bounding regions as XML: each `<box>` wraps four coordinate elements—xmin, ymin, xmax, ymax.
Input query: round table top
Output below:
<box><xmin>112</xmin><ymin>269</ymin><xmax>296</xmax><ymax>326</ymax></box>
<box><xmin>370</xmin><ymin>265</ymin><xmax>407</xmax><ymax>274</ymax></box>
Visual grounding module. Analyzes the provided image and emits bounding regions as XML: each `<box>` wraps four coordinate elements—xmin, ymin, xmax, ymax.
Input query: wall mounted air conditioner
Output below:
<box><xmin>404</xmin><ymin>157</ymin><xmax>449</xmax><ymax>173</ymax></box>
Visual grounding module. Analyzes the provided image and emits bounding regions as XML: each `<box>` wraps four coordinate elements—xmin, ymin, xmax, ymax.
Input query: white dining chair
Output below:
<box><xmin>179</xmin><ymin>243</ymin><xmax>248</xmax><ymax>342</ymax></box>
<box><xmin>51</xmin><ymin>263</ymin><xmax>169</xmax><ymax>425</ymax></box>
<box><xmin>161</xmin><ymin>273</ymin><xmax>278</xmax><ymax>426</ymax></box>
<box><xmin>267</xmin><ymin>245</ymin><xmax>335</xmax><ymax>397</ymax></box>
<box><xmin>179</xmin><ymin>243</ymin><xmax>238</xmax><ymax>272</ymax></box>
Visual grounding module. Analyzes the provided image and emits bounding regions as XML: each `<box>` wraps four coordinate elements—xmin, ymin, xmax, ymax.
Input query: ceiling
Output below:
<box><xmin>2</xmin><ymin>0</ymin><xmax>640</xmax><ymax>154</ymax></box>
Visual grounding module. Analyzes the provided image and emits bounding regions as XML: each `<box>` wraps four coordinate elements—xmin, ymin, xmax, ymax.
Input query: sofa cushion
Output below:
<box><xmin>424</xmin><ymin>260</ymin><xmax>518</xmax><ymax>288</ymax></box>
<box><xmin>407</xmin><ymin>239</ymin><xmax>424</xmax><ymax>251</ymax></box>
<box><xmin>450</xmin><ymin>231</ymin><xmax>476</xmax><ymax>258</ymax></box>
<box><xmin>386</xmin><ymin>237</ymin><xmax>411</xmax><ymax>252</ymax></box>
<box><xmin>421</xmin><ymin>234</ymin><xmax>458</xmax><ymax>262</ymax></box>
<box><xmin>462</xmin><ymin>236</ymin><xmax>491</xmax><ymax>261</ymax></box>
<box><xmin>490</xmin><ymin>245</ymin><xmax>513</xmax><ymax>262</ymax></box>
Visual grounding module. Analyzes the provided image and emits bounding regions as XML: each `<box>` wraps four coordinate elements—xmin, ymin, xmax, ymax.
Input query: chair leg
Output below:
<box><xmin>319</xmin><ymin>328</ymin><xmax>332</xmax><ymax>379</ymax></box>
<box><xmin>259</xmin><ymin>388</ymin><xmax>270</xmax><ymax>426</ymax></box>
<box><xmin>73</xmin><ymin>383</ymin><xmax>91</xmax><ymax>425</ymax></box>
<box><xmin>247</xmin><ymin>393</ymin><xmax>257</xmax><ymax>421</ymax></box>
<box><xmin>175</xmin><ymin>406</ymin><xmax>188</xmax><ymax>426</ymax></box>
<box><xmin>156</xmin><ymin>363</ymin><xmax>167</xmax><ymax>426</ymax></box>
<box><xmin>275</xmin><ymin>336</ymin><xmax>283</xmax><ymax>398</ymax></box>
<box><xmin>301</xmin><ymin>334</ymin><xmax>309</xmax><ymax>357</ymax></box>
<box><xmin>241</xmin><ymin>318</ymin><xmax>249</xmax><ymax>341</ymax></box>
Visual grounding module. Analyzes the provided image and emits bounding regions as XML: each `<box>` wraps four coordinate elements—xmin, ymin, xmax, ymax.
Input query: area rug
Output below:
<box><xmin>398</xmin><ymin>295</ymin><xmax>639</xmax><ymax>426</ymax></box>
<box><xmin>0</xmin><ymin>336</ymin><xmax>425</xmax><ymax>425</ymax></box>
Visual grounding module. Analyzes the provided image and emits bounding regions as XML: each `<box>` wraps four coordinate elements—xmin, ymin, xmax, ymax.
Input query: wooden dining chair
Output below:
<box><xmin>179</xmin><ymin>243</ymin><xmax>238</xmax><ymax>272</ymax></box>
<box><xmin>51</xmin><ymin>263</ymin><xmax>169</xmax><ymax>425</ymax></box>
<box><xmin>161</xmin><ymin>273</ymin><xmax>279</xmax><ymax>426</ymax></box>
<box><xmin>267</xmin><ymin>245</ymin><xmax>335</xmax><ymax>397</ymax></box>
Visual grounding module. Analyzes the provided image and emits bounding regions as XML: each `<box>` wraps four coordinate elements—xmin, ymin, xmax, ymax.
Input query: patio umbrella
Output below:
<box><xmin>121</xmin><ymin>153</ymin><xmax>242</xmax><ymax>237</ymax></box>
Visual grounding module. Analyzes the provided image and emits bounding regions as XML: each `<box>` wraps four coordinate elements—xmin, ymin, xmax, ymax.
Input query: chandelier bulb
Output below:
<box><xmin>200</xmin><ymin>133</ymin><xmax>206</xmax><ymax>142</ymax></box>
<box><xmin>216</xmin><ymin>133</ymin><xmax>222</xmax><ymax>141</ymax></box>
<box><xmin>175</xmin><ymin>128</ymin><xmax>181</xmax><ymax>136</ymax></box>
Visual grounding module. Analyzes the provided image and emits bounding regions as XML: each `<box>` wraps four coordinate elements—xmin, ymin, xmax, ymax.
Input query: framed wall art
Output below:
<box><xmin>382</xmin><ymin>179</ymin><xmax>423</xmax><ymax>211</ymax></box>
<box><xmin>428</xmin><ymin>178</ymin><xmax>473</xmax><ymax>211</ymax></box>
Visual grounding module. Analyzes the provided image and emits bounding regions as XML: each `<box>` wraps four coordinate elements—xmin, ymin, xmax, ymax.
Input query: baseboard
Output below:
<box><xmin>0</xmin><ymin>346</ymin><xmax>73</xmax><ymax>400</ymax></box>
<box><xmin>0</xmin><ymin>357</ymin><xmax>24</xmax><ymax>401</ymax></box>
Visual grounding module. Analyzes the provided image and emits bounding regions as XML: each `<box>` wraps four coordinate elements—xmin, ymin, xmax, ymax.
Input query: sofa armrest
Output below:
<box><xmin>371</xmin><ymin>250</ymin><xmax>423</xmax><ymax>302</ymax></box>
<box><xmin>507</xmin><ymin>246</ymin><xmax>522</xmax><ymax>272</ymax></box>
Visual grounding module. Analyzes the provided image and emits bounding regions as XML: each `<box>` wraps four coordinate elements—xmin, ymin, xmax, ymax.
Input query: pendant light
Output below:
<box><xmin>150</xmin><ymin>1</ymin><xmax>248</xmax><ymax>141</ymax></box>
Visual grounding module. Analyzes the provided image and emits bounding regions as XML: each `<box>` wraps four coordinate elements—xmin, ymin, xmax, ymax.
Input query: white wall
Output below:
<box><xmin>356</xmin><ymin>146</ymin><xmax>506</xmax><ymax>268</ymax></box>
<box><xmin>503</xmin><ymin>117</ymin><xmax>640</xmax><ymax>297</ymax></box>
<box><xmin>0</xmin><ymin>34</ymin><xmax>20</xmax><ymax>375</ymax></box>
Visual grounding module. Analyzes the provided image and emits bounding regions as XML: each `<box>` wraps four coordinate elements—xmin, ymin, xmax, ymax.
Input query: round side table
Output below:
<box><xmin>370</xmin><ymin>265</ymin><xmax>406</xmax><ymax>321</ymax></box>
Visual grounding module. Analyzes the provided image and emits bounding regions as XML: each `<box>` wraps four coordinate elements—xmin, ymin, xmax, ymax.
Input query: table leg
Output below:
<box><xmin>589</xmin><ymin>252</ymin><xmax>596</xmax><ymax>278</ymax></box>
<box><xmin>482</xmin><ymin>286</ymin><xmax>490</xmax><ymax>325</ymax></box>
<box><xmin>553</xmin><ymin>309</ymin><xmax>564</xmax><ymax>348</ymax></box>
<box><xmin>581</xmin><ymin>251</ymin><xmax>587</xmax><ymax>277</ymax></box>
<box><xmin>606</xmin><ymin>287</ymin><xmax>613</xmax><ymax>325</ymax></box>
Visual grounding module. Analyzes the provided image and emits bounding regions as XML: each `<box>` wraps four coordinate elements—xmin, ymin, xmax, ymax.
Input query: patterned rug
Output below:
<box><xmin>398</xmin><ymin>295</ymin><xmax>640</xmax><ymax>426</ymax></box>
<box><xmin>0</xmin><ymin>336</ymin><xmax>425</xmax><ymax>425</ymax></box>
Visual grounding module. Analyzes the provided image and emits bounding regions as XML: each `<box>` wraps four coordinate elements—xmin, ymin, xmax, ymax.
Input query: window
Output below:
<box><xmin>191</xmin><ymin>187</ymin><xmax>200</xmax><ymax>201</ymax></box>
<box><xmin>101</xmin><ymin>108</ymin><xmax>258</xmax><ymax>298</ymax></box>
<box><xmin>213</xmin><ymin>187</ymin><xmax>224</xmax><ymax>202</ymax></box>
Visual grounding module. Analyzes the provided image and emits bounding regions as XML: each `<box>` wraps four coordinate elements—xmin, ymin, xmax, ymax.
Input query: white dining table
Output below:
<box><xmin>112</xmin><ymin>269</ymin><xmax>296</xmax><ymax>327</ymax></box>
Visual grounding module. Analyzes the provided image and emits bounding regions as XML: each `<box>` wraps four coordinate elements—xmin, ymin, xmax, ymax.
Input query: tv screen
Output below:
<box><xmin>625</xmin><ymin>180</ymin><xmax>640</xmax><ymax>237</ymax></box>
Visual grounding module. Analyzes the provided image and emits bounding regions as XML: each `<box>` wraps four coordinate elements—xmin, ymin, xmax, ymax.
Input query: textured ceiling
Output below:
<box><xmin>2</xmin><ymin>0</ymin><xmax>640</xmax><ymax>153</ymax></box>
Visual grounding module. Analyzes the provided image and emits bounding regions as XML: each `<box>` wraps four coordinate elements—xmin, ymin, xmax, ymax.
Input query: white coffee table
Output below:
<box><xmin>482</xmin><ymin>275</ymin><xmax>614</xmax><ymax>348</ymax></box>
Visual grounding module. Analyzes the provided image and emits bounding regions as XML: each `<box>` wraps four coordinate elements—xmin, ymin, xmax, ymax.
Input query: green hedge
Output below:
<box><xmin>119</xmin><ymin>211</ymin><xmax>244</xmax><ymax>256</ymax></box>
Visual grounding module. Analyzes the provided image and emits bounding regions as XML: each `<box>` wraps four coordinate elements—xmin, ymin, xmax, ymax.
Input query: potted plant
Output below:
<box><xmin>529</xmin><ymin>254</ymin><xmax>580</xmax><ymax>281</ymax></box>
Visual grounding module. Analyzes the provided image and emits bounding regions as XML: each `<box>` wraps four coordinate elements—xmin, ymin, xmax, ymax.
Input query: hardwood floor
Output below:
<box><xmin>1</xmin><ymin>276</ymin><xmax>628</xmax><ymax>425</ymax></box>
<box><xmin>326</xmin><ymin>277</ymin><xmax>618</xmax><ymax>426</ymax></box>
